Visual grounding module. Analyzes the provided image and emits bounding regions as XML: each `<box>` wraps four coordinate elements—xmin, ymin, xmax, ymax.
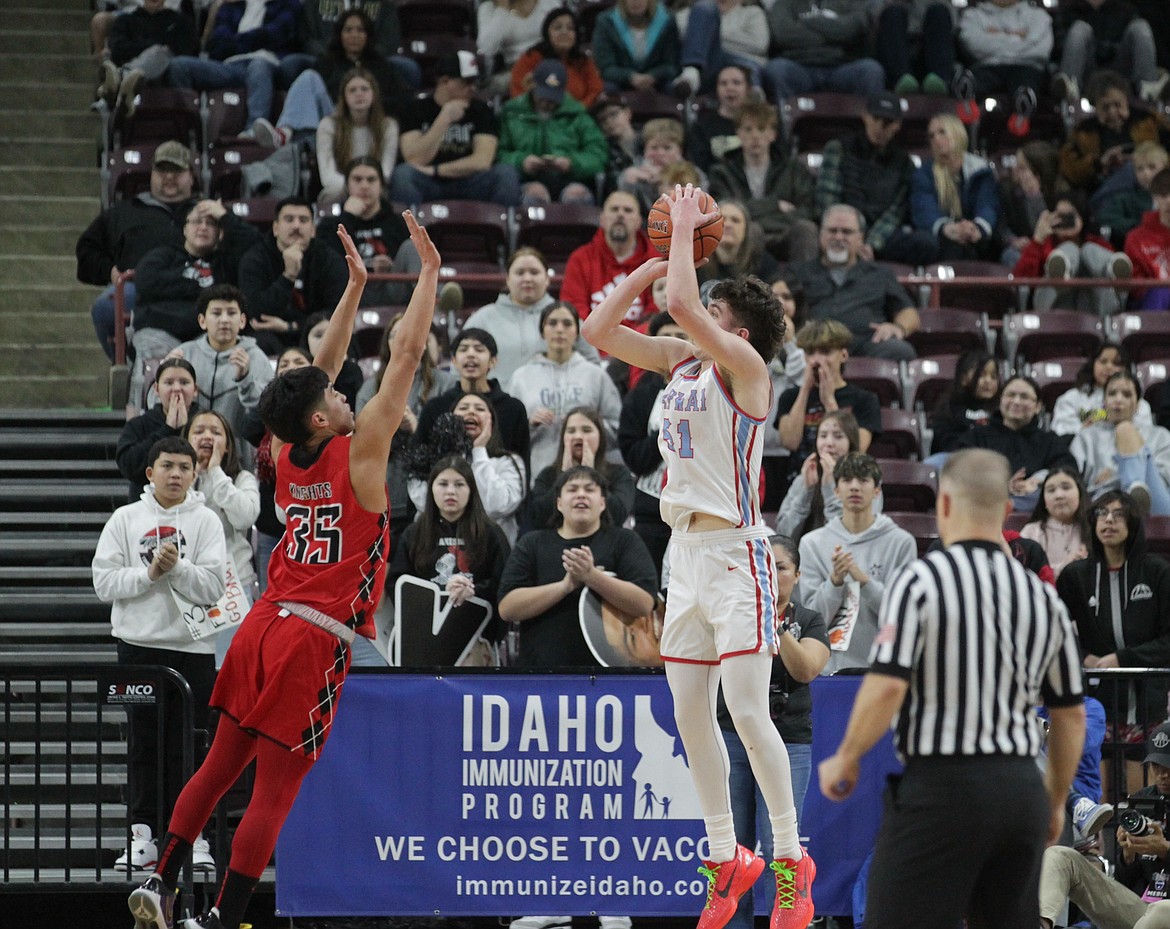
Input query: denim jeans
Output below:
<box><xmin>723</xmin><ymin>725</ymin><xmax>812</xmax><ymax>929</ymax></box>
<box><xmin>764</xmin><ymin>57</ymin><xmax>885</xmax><ymax>100</ymax></box>
<box><xmin>1060</xmin><ymin>18</ymin><xmax>1158</xmax><ymax>87</ymax></box>
<box><xmin>92</xmin><ymin>280</ymin><xmax>137</xmax><ymax>362</ymax></box>
<box><xmin>388</xmin><ymin>163</ymin><xmax>522</xmax><ymax>207</ymax></box>
<box><xmin>1116</xmin><ymin>447</ymin><xmax>1170</xmax><ymax>516</ymax></box>
<box><xmin>679</xmin><ymin>1</ymin><xmax>764</xmax><ymax>91</ymax></box>
<box><xmin>167</xmin><ymin>54</ymin><xmax>305</xmax><ymax>127</ymax></box>
<box><xmin>276</xmin><ymin>67</ymin><xmax>334</xmax><ymax>131</ymax></box>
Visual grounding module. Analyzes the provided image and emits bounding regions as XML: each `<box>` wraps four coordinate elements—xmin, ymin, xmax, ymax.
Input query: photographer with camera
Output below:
<box><xmin>1013</xmin><ymin>190</ymin><xmax>1133</xmax><ymax>315</ymax></box>
<box><xmin>1040</xmin><ymin>722</ymin><xmax>1170</xmax><ymax>929</ymax></box>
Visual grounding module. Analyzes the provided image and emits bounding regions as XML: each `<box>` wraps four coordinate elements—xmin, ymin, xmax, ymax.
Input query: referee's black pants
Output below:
<box><xmin>865</xmin><ymin>755</ymin><xmax>1048</xmax><ymax>929</ymax></box>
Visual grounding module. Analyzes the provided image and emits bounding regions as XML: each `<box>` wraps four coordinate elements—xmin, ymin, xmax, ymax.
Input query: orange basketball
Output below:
<box><xmin>647</xmin><ymin>189</ymin><xmax>723</xmax><ymax>264</ymax></box>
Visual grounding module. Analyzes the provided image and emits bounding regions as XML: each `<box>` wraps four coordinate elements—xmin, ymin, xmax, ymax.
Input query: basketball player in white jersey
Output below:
<box><xmin>581</xmin><ymin>185</ymin><xmax>814</xmax><ymax>929</ymax></box>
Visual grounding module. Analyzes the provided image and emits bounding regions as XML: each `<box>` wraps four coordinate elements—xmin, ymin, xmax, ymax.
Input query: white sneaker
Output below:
<box><xmin>1109</xmin><ymin>252</ymin><xmax>1133</xmax><ymax>281</ymax></box>
<box><xmin>1139</xmin><ymin>70</ymin><xmax>1170</xmax><ymax>103</ymax></box>
<box><xmin>251</xmin><ymin>117</ymin><xmax>289</xmax><ymax>149</ymax></box>
<box><xmin>599</xmin><ymin>919</ymin><xmax>633</xmax><ymax>929</ymax></box>
<box><xmin>192</xmin><ymin>834</ymin><xmax>214</xmax><ymax>871</ymax></box>
<box><xmin>115</xmin><ymin>823</ymin><xmax>158</xmax><ymax>872</ymax></box>
<box><xmin>1044</xmin><ymin>250</ymin><xmax>1070</xmax><ymax>280</ymax></box>
<box><xmin>509</xmin><ymin>919</ymin><xmax>572</xmax><ymax>929</ymax></box>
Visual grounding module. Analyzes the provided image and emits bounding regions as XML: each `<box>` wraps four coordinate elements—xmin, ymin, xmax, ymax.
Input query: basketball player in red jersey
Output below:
<box><xmin>128</xmin><ymin>217</ymin><xmax>441</xmax><ymax>929</ymax></box>
<box><xmin>581</xmin><ymin>185</ymin><xmax>814</xmax><ymax>929</ymax></box>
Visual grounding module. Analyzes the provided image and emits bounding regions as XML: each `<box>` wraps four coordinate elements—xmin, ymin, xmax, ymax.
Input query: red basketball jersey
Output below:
<box><xmin>266</xmin><ymin>435</ymin><xmax>389</xmax><ymax>639</ymax></box>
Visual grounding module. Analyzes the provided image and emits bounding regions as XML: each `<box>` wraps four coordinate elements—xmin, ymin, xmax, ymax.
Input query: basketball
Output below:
<box><xmin>647</xmin><ymin>190</ymin><xmax>723</xmax><ymax>264</ymax></box>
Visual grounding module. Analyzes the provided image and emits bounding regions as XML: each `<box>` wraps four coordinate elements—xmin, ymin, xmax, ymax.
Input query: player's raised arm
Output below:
<box><xmin>349</xmin><ymin>212</ymin><xmax>440</xmax><ymax>497</ymax></box>
<box><xmin>666</xmin><ymin>185</ymin><xmax>770</xmax><ymax>390</ymax></box>
<box><xmin>579</xmin><ymin>256</ymin><xmax>691</xmax><ymax>377</ymax></box>
<box><xmin>312</xmin><ymin>224</ymin><xmax>368</xmax><ymax>383</ymax></box>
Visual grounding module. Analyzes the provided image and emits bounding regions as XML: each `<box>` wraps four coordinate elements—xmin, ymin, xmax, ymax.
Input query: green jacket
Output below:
<box><xmin>497</xmin><ymin>94</ymin><xmax>609</xmax><ymax>182</ymax></box>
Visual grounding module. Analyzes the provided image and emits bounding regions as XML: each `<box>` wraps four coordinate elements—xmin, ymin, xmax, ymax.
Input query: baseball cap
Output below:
<box><xmin>1145</xmin><ymin>722</ymin><xmax>1170</xmax><ymax>767</ymax></box>
<box><xmin>435</xmin><ymin>49</ymin><xmax>479</xmax><ymax>82</ymax></box>
<box><xmin>532</xmin><ymin>59</ymin><xmax>567</xmax><ymax>104</ymax></box>
<box><xmin>866</xmin><ymin>91</ymin><xmax>903</xmax><ymax>121</ymax></box>
<box><xmin>153</xmin><ymin>141</ymin><xmax>192</xmax><ymax>171</ymax></box>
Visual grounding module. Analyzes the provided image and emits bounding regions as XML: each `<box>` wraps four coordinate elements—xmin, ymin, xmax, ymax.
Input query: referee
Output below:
<box><xmin>818</xmin><ymin>448</ymin><xmax>1087</xmax><ymax>929</ymax></box>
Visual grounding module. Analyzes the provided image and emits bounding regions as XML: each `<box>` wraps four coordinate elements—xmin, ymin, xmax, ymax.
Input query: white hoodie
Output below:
<box><xmin>92</xmin><ymin>487</ymin><xmax>228</xmax><ymax>653</ymax></box>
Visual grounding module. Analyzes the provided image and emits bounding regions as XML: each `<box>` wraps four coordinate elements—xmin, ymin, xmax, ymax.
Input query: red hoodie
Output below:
<box><xmin>560</xmin><ymin>227</ymin><xmax>658</xmax><ymax>325</ymax></box>
<box><xmin>1124</xmin><ymin>210</ymin><xmax>1170</xmax><ymax>307</ymax></box>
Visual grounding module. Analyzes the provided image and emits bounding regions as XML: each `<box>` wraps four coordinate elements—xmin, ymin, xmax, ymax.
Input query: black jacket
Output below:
<box><xmin>618</xmin><ymin>371</ymin><xmax>666</xmax><ymax>522</ymax></box>
<box><xmin>238</xmin><ymin>235</ymin><xmax>349</xmax><ymax>331</ymax></box>
<box><xmin>116</xmin><ymin>404</ymin><xmax>193</xmax><ymax>501</ymax></box>
<box><xmin>955</xmin><ymin>412</ymin><xmax>1075</xmax><ymax>478</ymax></box>
<box><xmin>929</xmin><ymin>398</ymin><xmax>995</xmax><ymax>455</ymax></box>
<box><xmin>389</xmin><ymin>517</ymin><xmax>512</xmax><ymax>612</ymax></box>
<box><xmin>76</xmin><ymin>194</ymin><xmax>197</xmax><ymax>286</ymax></box>
<box><xmin>109</xmin><ymin>6</ymin><xmax>198</xmax><ymax>65</ymax></box>
<box><xmin>414</xmin><ymin>380</ymin><xmax>532</xmax><ymax>468</ymax></box>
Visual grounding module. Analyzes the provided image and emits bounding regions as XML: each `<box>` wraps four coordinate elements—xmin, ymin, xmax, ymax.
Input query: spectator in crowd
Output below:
<box><xmin>1021</xmin><ymin>465</ymin><xmax>1093</xmax><ymax>580</ymax></box>
<box><xmin>760</xmin><ymin>273</ymin><xmax>809</xmax><ymax>510</ymax></box>
<box><xmin>685</xmin><ymin>64</ymin><xmax>750</xmax><ymax>174</ymax></box>
<box><xmin>764</xmin><ymin>0</ymin><xmax>883</xmax><ymax>100</ymax></box>
<box><xmin>591</xmin><ymin>0</ymin><xmax>682</xmax><ymax>93</ymax></box>
<box><xmin>464</xmin><ymin>248</ymin><xmax>599</xmax><ymax>386</ymax></box>
<box><xmin>316</xmin><ymin>157</ymin><xmax>415</xmax><ymax>306</ymax></box>
<box><xmin>955</xmin><ymin>373</ymin><xmax>1075</xmax><ymax>512</ymax></box>
<box><xmin>250</xmin><ymin>12</ymin><xmax>410</xmax><ymax>152</ymax></box>
<box><xmin>164</xmin><ymin>284</ymin><xmax>273</xmax><ymax>439</ymax></box>
<box><xmin>928</xmin><ymin>348</ymin><xmax>1001</xmax><ymax>457</ymax></box>
<box><xmin>478</xmin><ymin>0</ymin><xmax>561</xmax><ymax>96</ymax></box>
<box><xmin>312</xmin><ymin>67</ymin><xmax>399</xmax><ymax>204</ymax></box>
<box><xmin>1124</xmin><ymin>167</ymin><xmax>1170</xmax><ymax>309</ymax></box>
<box><xmin>671</xmin><ymin>0</ymin><xmax>769</xmax><ymax>97</ymax></box>
<box><xmin>390</xmin><ymin>51</ymin><xmax>522</xmax><ymax>207</ymax></box>
<box><xmin>815</xmin><ymin>92</ymin><xmax>938</xmax><ymax>266</ymax></box>
<box><xmin>1056</xmin><ymin>489</ymin><xmax>1170</xmax><ymax>788</ymax></box>
<box><xmin>93</xmin><ymin>435</ymin><xmax>226</xmax><ymax>874</ymax></box>
<box><xmin>775</xmin><ymin>410</ymin><xmax>869</xmax><ymax>543</ymax></box>
<box><xmin>720</xmin><ymin>533</ymin><xmax>830</xmax><ymax>929</ymax></box>
<box><xmin>298</xmin><ymin>311</ymin><xmax>364</xmax><ymax>410</ymax></box>
<box><xmin>524</xmin><ymin>406</ymin><xmax>634</xmax><ymax>530</ymax></box>
<box><xmin>561</xmin><ymin>190</ymin><xmax>658</xmax><ymax>324</ymax></box>
<box><xmin>956</xmin><ymin>0</ymin><xmax>1052</xmax><ymax>112</ymax></box>
<box><xmin>592</xmin><ymin>94</ymin><xmax>641</xmax><ymax>198</ymax></box>
<box><xmin>182</xmin><ymin>409</ymin><xmax>260</xmax><ymax>664</ymax></box>
<box><xmin>776</xmin><ymin>319</ymin><xmax>881</xmax><ymax>490</ymax></box>
<box><xmin>873</xmin><ymin>0</ymin><xmax>954</xmax><ymax>96</ymax></box>
<box><xmin>414</xmin><ymin>328</ymin><xmax>532</xmax><ymax>464</ymax></box>
<box><xmin>91</xmin><ymin>0</ymin><xmax>186</xmax><ymax>63</ymax></box>
<box><xmin>296</xmin><ymin>0</ymin><xmax>418</xmax><ymax>88</ymax></box>
<box><xmin>798</xmin><ymin>452</ymin><xmax>917</xmax><ymax>675</ymax></box>
<box><xmin>1060</xmin><ymin>70</ymin><xmax>1170</xmax><ymax>196</ymax></box>
<box><xmin>1014</xmin><ymin>192</ymin><xmax>1132</xmax><ymax>313</ymax></box>
<box><xmin>77</xmin><ymin>140</ymin><xmax>198</xmax><ymax>361</ymax></box>
<box><xmin>1052</xmin><ymin>342</ymin><xmax>1152</xmax><ymax>436</ymax></box>
<box><xmin>166</xmin><ymin>0</ymin><xmax>303</xmax><ymax>135</ymax></box>
<box><xmin>708</xmin><ymin>99</ymin><xmax>818</xmax><ymax>263</ymax></box>
<box><xmin>508</xmin><ymin>305</ymin><xmax>622</xmax><ymax>482</ymax></box>
<box><xmin>498</xmin><ymin>465</ymin><xmax>657</xmax><ymax>666</ymax></box>
<box><xmin>617</xmin><ymin>312</ymin><xmax>689</xmax><ymax>580</ymax></box>
<box><xmin>1098</xmin><ymin>140</ymin><xmax>1170</xmax><ymax>248</ymax></box>
<box><xmin>1040</xmin><ymin>723</ymin><xmax>1170</xmax><ymax>929</ymax></box>
<box><xmin>789</xmin><ymin>204</ymin><xmax>920</xmax><ymax>360</ymax></box>
<box><xmin>618</xmin><ymin>117</ymin><xmax>696</xmax><ymax>216</ymax></box>
<box><xmin>118</xmin><ymin>358</ymin><xmax>200</xmax><ymax>500</ymax></box>
<box><xmin>1053</xmin><ymin>0</ymin><xmax>1165</xmax><ymax>105</ymax></box>
<box><xmin>129</xmin><ymin>199</ymin><xmax>260</xmax><ymax>410</ymax></box>
<box><xmin>238</xmin><ymin>196</ymin><xmax>349</xmax><ymax>353</ymax></box>
<box><xmin>390</xmin><ymin>455</ymin><xmax>512</xmax><ymax>620</ymax></box>
<box><xmin>1071</xmin><ymin>370</ymin><xmax>1170</xmax><ymax>515</ymax></box>
<box><xmin>97</xmin><ymin>0</ymin><xmax>198</xmax><ymax>116</ymax></box>
<box><xmin>997</xmin><ymin>140</ymin><xmax>1066</xmax><ymax>267</ymax></box>
<box><xmin>911</xmin><ymin>114</ymin><xmax>1001</xmax><ymax>262</ymax></box>
<box><xmin>510</xmin><ymin>6</ymin><xmax>604</xmax><ymax>107</ymax></box>
<box><xmin>694</xmin><ymin>200</ymin><xmax>781</xmax><ymax>287</ymax></box>
<box><xmin>498</xmin><ymin>59</ymin><xmax>609</xmax><ymax>205</ymax></box>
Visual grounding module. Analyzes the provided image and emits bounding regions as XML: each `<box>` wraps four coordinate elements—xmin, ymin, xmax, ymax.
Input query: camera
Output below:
<box><xmin>1120</xmin><ymin>809</ymin><xmax>1155</xmax><ymax>836</ymax></box>
<box><xmin>1051</xmin><ymin>212</ymin><xmax>1077</xmax><ymax>230</ymax></box>
<box><xmin>1118</xmin><ymin>795</ymin><xmax>1166</xmax><ymax>836</ymax></box>
<box><xmin>768</xmin><ymin>684</ymin><xmax>789</xmax><ymax>720</ymax></box>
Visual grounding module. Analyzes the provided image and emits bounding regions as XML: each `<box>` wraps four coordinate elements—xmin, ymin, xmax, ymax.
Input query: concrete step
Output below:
<box><xmin>0</xmin><ymin>225</ymin><xmax>81</xmax><ymax>256</ymax></box>
<box><xmin>0</xmin><ymin>195</ymin><xmax>99</xmax><ymax>227</ymax></box>
<box><xmin>0</xmin><ymin>344</ymin><xmax>108</xmax><ymax>374</ymax></box>
<box><xmin>0</xmin><ymin>9</ymin><xmax>94</xmax><ymax>32</ymax></box>
<box><xmin>0</xmin><ymin>31</ymin><xmax>90</xmax><ymax>57</ymax></box>
<box><xmin>0</xmin><ymin>55</ymin><xmax>96</xmax><ymax>84</ymax></box>
<box><xmin>1</xmin><ymin>312</ymin><xmax>96</xmax><ymax>343</ymax></box>
<box><xmin>0</xmin><ymin>83</ymin><xmax>94</xmax><ymax>112</ymax></box>
<box><xmin>0</xmin><ymin>110</ymin><xmax>101</xmax><ymax>140</ymax></box>
<box><xmin>0</xmin><ymin>137</ymin><xmax>96</xmax><ymax>169</ymax></box>
<box><xmin>0</xmin><ymin>167</ymin><xmax>98</xmax><ymax>200</ymax></box>
<box><xmin>0</xmin><ymin>282</ymin><xmax>99</xmax><ymax>314</ymax></box>
<box><xmin>0</xmin><ymin>256</ymin><xmax>80</xmax><ymax>287</ymax></box>
<box><xmin>0</xmin><ymin>374</ymin><xmax>108</xmax><ymax>409</ymax></box>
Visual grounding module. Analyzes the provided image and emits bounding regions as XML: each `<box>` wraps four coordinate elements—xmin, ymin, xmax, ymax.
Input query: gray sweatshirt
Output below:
<box><xmin>958</xmin><ymin>0</ymin><xmax>1053</xmax><ymax>69</ymax></box>
<box><xmin>1070</xmin><ymin>419</ymin><xmax>1170</xmax><ymax>500</ymax></box>
<box><xmin>161</xmin><ymin>334</ymin><xmax>273</xmax><ymax>438</ymax></box>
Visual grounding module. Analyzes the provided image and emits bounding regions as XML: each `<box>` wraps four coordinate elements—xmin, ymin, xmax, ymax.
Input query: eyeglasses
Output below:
<box><xmin>1094</xmin><ymin>507</ymin><xmax>1127</xmax><ymax>522</ymax></box>
<box><xmin>823</xmin><ymin>226</ymin><xmax>860</xmax><ymax>236</ymax></box>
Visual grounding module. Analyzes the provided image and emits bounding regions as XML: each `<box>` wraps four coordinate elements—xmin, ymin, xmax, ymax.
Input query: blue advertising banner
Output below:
<box><xmin>276</xmin><ymin>673</ymin><xmax>900</xmax><ymax>918</ymax></box>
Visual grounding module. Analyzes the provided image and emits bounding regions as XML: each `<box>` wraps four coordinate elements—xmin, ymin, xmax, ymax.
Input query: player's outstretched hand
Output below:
<box><xmin>404</xmin><ymin>210</ymin><xmax>440</xmax><ymax>272</ymax></box>
<box><xmin>337</xmin><ymin>224</ymin><xmax>368</xmax><ymax>286</ymax></box>
<box><xmin>668</xmin><ymin>183</ymin><xmax>720</xmax><ymax>228</ymax></box>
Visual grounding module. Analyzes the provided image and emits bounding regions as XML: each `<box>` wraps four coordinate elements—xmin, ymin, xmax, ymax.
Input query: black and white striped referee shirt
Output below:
<box><xmin>870</xmin><ymin>539</ymin><xmax>1085</xmax><ymax>759</ymax></box>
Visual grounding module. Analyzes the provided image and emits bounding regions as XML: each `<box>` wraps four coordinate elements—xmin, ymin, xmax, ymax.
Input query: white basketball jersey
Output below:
<box><xmin>657</xmin><ymin>358</ymin><xmax>766</xmax><ymax>532</ymax></box>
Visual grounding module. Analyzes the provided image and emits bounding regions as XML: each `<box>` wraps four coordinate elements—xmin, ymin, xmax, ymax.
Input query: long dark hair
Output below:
<box><xmin>800</xmin><ymin>410</ymin><xmax>860</xmax><ymax>539</ymax></box>
<box><xmin>1026</xmin><ymin>464</ymin><xmax>1092</xmax><ymax>549</ymax></box>
<box><xmin>1075</xmin><ymin>341</ymin><xmax>1134</xmax><ymax>393</ymax></box>
<box><xmin>407</xmin><ymin>455</ymin><xmax>495</xmax><ymax>574</ymax></box>
<box><xmin>183</xmin><ymin>409</ymin><xmax>243</xmax><ymax>479</ymax></box>
<box><xmin>326</xmin><ymin>8</ymin><xmax>374</xmax><ymax>62</ymax></box>
<box><xmin>935</xmin><ymin>349</ymin><xmax>999</xmax><ymax>423</ymax></box>
<box><xmin>551</xmin><ymin>406</ymin><xmax>611</xmax><ymax>478</ymax></box>
<box><xmin>532</xmin><ymin>6</ymin><xmax>587</xmax><ymax>62</ymax></box>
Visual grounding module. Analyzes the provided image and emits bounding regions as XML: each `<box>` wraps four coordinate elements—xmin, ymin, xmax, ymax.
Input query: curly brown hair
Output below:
<box><xmin>708</xmin><ymin>274</ymin><xmax>786</xmax><ymax>362</ymax></box>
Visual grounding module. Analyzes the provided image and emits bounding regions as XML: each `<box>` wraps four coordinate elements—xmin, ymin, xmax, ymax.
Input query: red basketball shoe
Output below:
<box><xmin>770</xmin><ymin>849</ymin><xmax>815</xmax><ymax>929</ymax></box>
<box><xmin>695</xmin><ymin>844</ymin><xmax>765</xmax><ymax>929</ymax></box>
